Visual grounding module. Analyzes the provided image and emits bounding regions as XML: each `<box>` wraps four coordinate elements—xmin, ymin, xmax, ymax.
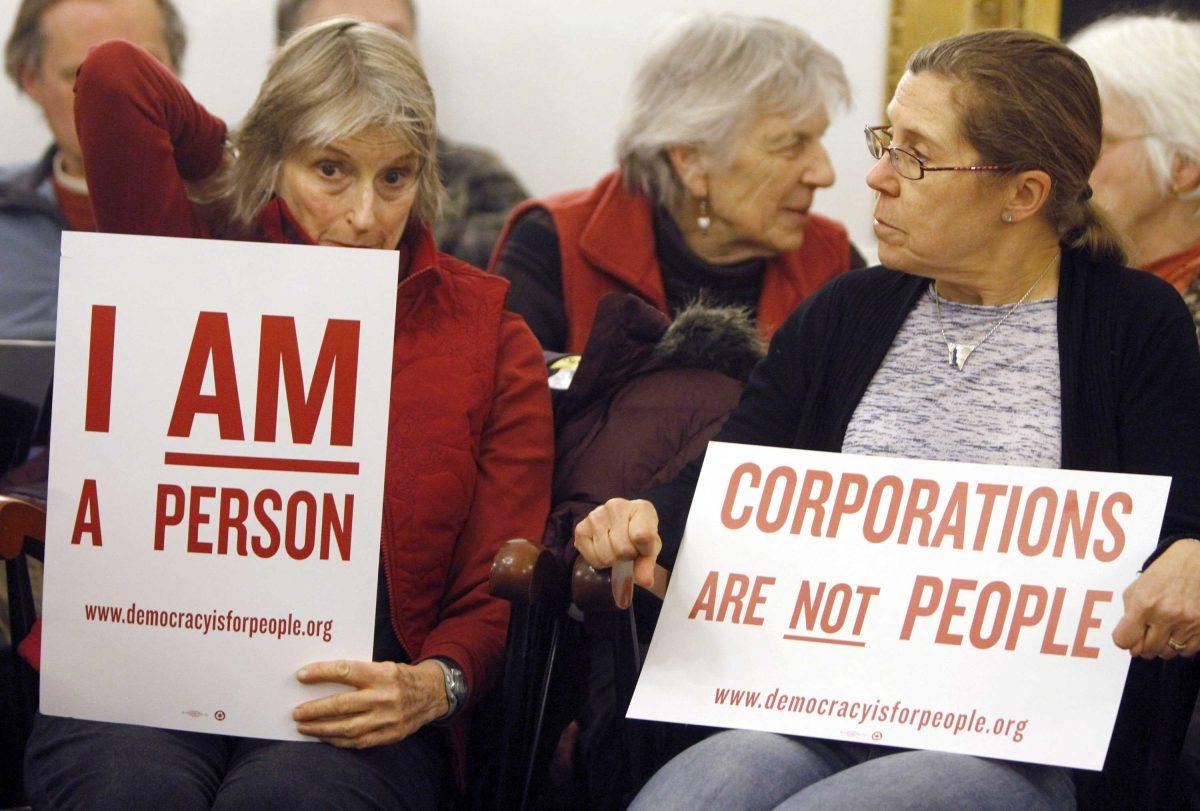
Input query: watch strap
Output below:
<box><xmin>429</xmin><ymin>658</ymin><xmax>467</xmax><ymax>720</ymax></box>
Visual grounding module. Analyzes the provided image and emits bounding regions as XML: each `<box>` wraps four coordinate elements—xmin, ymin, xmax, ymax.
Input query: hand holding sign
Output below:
<box><xmin>623</xmin><ymin>443</ymin><xmax>1171</xmax><ymax>770</ymax></box>
<box><xmin>1112</xmin><ymin>538</ymin><xmax>1200</xmax><ymax>660</ymax></box>
<box><xmin>574</xmin><ymin>497</ymin><xmax>662</xmax><ymax>589</ymax></box>
<box><xmin>293</xmin><ymin>659</ymin><xmax>448</xmax><ymax>748</ymax></box>
<box><xmin>40</xmin><ymin>233</ymin><xmax>397</xmax><ymax>740</ymax></box>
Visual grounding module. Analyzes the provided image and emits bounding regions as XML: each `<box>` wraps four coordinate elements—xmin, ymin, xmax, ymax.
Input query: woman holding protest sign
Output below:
<box><xmin>574</xmin><ymin>29</ymin><xmax>1200</xmax><ymax>810</ymax></box>
<box><xmin>22</xmin><ymin>19</ymin><xmax>552</xmax><ymax>809</ymax></box>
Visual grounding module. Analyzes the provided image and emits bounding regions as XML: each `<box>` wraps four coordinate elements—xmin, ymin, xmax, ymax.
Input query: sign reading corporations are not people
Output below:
<box><xmin>40</xmin><ymin>232</ymin><xmax>399</xmax><ymax>741</ymax></box>
<box><xmin>628</xmin><ymin>442</ymin><xmax>1169</xmax><ymax>770</ymax></box>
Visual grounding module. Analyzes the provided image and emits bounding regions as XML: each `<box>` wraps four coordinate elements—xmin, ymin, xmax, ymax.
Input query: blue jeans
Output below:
<box><xmin>631</xmin><ymin>730</ymin><xmax>1075</xmax><ymax>810</ymax></box>
<box><xmin>24</xmin><ymin>713</ymin><xmax>444</xmax><ymax>810</ymax></box>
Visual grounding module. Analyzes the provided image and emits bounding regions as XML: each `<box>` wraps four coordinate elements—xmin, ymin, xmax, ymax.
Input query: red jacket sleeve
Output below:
<box><xmin>416</xmin><ymin>313</ymin><xmax>553</xmax><ymax>703</ymax></box>
<box><xmin>74</xmin><ymin>40</ymin><xmax>227</xmax><ymax>238</ymax></box>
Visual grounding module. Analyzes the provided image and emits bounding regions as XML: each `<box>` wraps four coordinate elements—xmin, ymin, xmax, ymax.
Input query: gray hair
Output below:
<box><xmin>1070</xmin><ymin>13</ymin><xmax>1200</xmax><ymax>210</ymax></box>
<box><xmin>617</xmin><ymin>13</ymin><xmax>850</xmax><ymax>211</ymax></box>
<box><xmin>275</xmin><ymin>0</ymin><xmax>416</xmax><ymax>46</ymax></box>
<box><xmin>5</xmin><ymin>0</ymin><xmax>187</xmax><ymax>87</ymax></box>
<box><xmin>225</xmin><ymin>17</ymin><xmax>441</xmax><ymax>229</ymax></box>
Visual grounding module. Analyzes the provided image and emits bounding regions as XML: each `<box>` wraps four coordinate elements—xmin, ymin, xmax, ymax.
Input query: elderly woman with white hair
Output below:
<box><xmin>1071</xmin><ymin>17</ymin><xmax>1200</xmax><ymax>804</ymax></box>
<box><xmin>21</xmin><ymin>19</ymin><xmax>553</xmax><ymax>809</ymax></box>
<box><xmin>490</xmin><ymin>14</ymin><xmax>862</xmax><ymax>353</ymax></box>
<box><xmin>1070</xmin><ymin>13</ymin><xmax>1200</xmax><ymax>329</ymax></box>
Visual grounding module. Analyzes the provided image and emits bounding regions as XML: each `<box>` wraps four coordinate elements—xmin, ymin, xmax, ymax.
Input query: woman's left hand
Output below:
<box><xmin>293</xmin><ymin>659</ymin><xmax>448</xmax><ymax>748</ymax></box>
<box><xmin>1113</xmin><ymin>539</ymin><xmax>1200</xmax><ymax>659</ymax></box>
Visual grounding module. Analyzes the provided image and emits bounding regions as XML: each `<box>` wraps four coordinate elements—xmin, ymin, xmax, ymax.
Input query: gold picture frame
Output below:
<box><xmin>885</xmin><ymin>0</ymin><xmax>1062</xmax><ymax>114</ymax></box>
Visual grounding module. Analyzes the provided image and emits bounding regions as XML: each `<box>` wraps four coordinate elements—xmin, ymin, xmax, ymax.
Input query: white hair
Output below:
<box><xmin>1070</xmin><ymin>13</ymin><xmax>1200</xmax><ymax>211</ymax></box>
<box><xmin>617</xmin><ymin>13</ymin><xmax>850</xmax><ymax>211</ymax></box>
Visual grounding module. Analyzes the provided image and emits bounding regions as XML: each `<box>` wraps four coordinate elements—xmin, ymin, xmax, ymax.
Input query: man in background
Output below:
<box><xmin>1</xmin><ymin>0</ymin><xmax>185</xmax><ymax>340</ymax></box>
<box><xmin>0</xmin><ymin>11</ymin><xmax>182</xmax><ymax>795</ymax></box>
<box><xmin>0</xmin><ymin>0</ymin><xmax>185</xmax><ymax>664</ymax></box>
<box><xmin>276</xmin><ymin>0</ymin><xmax>529</xmax><ymax>270</ymax></box>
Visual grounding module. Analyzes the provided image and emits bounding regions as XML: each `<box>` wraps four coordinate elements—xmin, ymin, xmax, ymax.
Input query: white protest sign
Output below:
<box><xmin>628</xmin><ymin>442</ymin><xmax>1170</xmax><ymax>769</ymax></box>
<box><xmin>40</xmin><ymin>232</ymin><xmax>398</xmax><ymax>740</ymax></box>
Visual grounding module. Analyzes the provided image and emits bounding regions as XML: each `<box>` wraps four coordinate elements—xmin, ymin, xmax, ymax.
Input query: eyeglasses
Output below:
<box><xmin>865</xmin><ymin>125</ymin><xmax>1009</xmax><ymax>181</ymax></box>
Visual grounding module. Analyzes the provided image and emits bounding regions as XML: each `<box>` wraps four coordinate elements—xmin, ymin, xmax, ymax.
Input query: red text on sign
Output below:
<box><xmin>899</xmin><ymin>575</ymin><xmax>1111</xmax><ymax>658</ymax></box>
<box><xmin>85</xmin><ymin>305</ymin><xmax>116</xmax><ymax>433</ymax></box>
<box><xmin>788</xmin><ymin>580</ymin><xmax>880</xmax><ymax>638</ymax></box>
<box><xmin>153</xmin><ymin>484</ymin><xmax>354</xmax><ymax>561</ymax></box>
<box><xmin>167</xmin><ymin>312</ymin><xmax>360</xmax><ymax>446</ymax></box>
<box><xmin>70</xmin><ymin>479</ymin><xmax>103</xmax><ymax>546</ymax></box>
<box><xmin>688</xmin><ymin>571</ymin><xmax>775</xmax><ymax>626</ymax></box>
<box><xmin>719</xmin><ymin>463</ymin><xmax>1130</xmax><ymax>563</ymax></box>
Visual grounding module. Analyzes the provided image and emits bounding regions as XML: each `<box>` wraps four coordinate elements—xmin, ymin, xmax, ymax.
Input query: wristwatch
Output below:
<box><xmin>430</xmin><ymin>658</ymin><xmax>468</xmax><ymax>720</ymax></box>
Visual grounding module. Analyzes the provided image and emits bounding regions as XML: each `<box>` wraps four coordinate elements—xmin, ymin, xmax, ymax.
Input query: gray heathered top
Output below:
<box><xmin>841</xmin><ymin>285</ymin><xmax>1061</xmax><ymax>469</ymax></box>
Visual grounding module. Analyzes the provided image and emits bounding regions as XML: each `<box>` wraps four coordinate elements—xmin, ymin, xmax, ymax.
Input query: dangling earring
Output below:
<box><xmin>697</xmin><ymin>198</ymin><xmax>712</xmax><ymax>235</ymax></box>
<box><xmin>1002</xmin><ymin>212</ymin><xmax>1014</xmax><ymax>223</ymax></box>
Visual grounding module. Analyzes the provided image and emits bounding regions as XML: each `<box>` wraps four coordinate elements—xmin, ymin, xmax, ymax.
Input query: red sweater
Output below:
<box><xmin>492</xmin><ymin>172</ymin><xmax>851</xmax><ymax>353</ymax></box>
<box><xmin>64</xmin><ymin>40</ymin><xmax>553</xmax><ymax>780</ymax></box>
<box><xmin>1145</xmin><ymin>240</ymin><xmax>1200</xmax><ymax>294</ymax></box>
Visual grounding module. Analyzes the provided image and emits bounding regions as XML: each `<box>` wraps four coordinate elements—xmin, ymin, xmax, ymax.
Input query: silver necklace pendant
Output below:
<box><xmin>932</xmin><ymin>251</ymin><xmax>1060</xmax><ymax>375</ymax></box>
<box><xmin>947</xmin><ymin>342</ymin><xmax>976</xmax><ymax>370</ymax></box>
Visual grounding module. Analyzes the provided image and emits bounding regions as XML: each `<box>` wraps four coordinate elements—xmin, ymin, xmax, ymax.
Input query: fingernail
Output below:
<box><xmin>297</xmin><ymin>668</ymin><xmax>308</xmax><ymax>679</ymax></box>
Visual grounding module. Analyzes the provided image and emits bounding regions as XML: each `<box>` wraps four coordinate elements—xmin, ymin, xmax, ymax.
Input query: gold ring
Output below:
<box><xmin>1168</xmin><ymin>638</ymin><xmax>1188</xmax><ymax>652</ymax></box>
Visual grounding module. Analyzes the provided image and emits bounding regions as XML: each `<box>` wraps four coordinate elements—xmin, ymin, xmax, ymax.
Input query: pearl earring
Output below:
<box><xmin>697</xmin><ymin>198</ymin><xmax>712</xmax><ymax>235</ymax></box>
<box><xmin>1002</xmin><ymin>212</ymin><xmax>1014</xmax><ymax>223</ymax></box>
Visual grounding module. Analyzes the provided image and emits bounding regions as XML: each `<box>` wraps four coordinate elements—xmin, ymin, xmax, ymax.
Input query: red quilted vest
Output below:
<box><xmin>259</xmin><ymin>207</ymin><xmax>508</xmax><ymax>662</ymax></box>
<box><xmin>492</xmin><ymin>171</ymin><xmax>851</xmax><ymax>353</ymax></box>
<box><xmin>257</xmin><ymin>204</ymin><xmax>521</xmax><ymax>786</ymax></box>
<box><xmin>380</xmin><ymin>248</ymin><xmax>506</xmax><ymax>658</ymax></box>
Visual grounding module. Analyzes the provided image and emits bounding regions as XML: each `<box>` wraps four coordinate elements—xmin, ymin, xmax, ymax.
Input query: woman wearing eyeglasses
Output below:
<box><xmin>572</xmin><ymin>29</ymin><xmax>1200</xmax><ymax>809</ymax></box>
<box><xmin>1069</xmin><ymin>14</ymin><xmax>1200</xmax><ymax>335</ymax></box>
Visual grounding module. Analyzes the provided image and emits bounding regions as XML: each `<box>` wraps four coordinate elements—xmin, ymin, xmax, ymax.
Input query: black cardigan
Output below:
<box><xmin>647</xmin><ymin>248</ymin><xmax>1200</xmax><ymax>809</ymax></box>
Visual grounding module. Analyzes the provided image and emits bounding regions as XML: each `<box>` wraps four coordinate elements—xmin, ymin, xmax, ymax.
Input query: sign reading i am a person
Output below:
<box><xmin>39</xmin><ymin>232</ymin><xmax>399</xmax><ymax>740</ymax></box>
<box><xmin>627</xmin><ymin>442</ymin><xmax>1170</xmax><ymax>770</ymax></box>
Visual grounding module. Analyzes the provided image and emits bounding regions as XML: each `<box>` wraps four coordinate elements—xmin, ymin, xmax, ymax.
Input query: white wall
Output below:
<box><xmin>0</xmin><ymin>0</ymin><xmax>888</xmax><ymax>253</ymax></box>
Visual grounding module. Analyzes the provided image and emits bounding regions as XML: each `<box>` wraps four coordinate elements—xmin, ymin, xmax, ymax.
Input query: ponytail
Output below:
<box><xmin>909</xmin><ymin>31</ymin><xmax>1128</xmax><ymax>266</ymax></box>
<box><xmin>1063</xmin><ymin>199</ymin><xmax>1128</xmax><ymax>267</ymax></box>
